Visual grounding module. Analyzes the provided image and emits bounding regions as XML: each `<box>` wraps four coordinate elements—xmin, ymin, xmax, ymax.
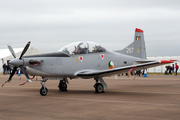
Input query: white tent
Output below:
<box><xmin>0</xmin><ymin>47</ymin><xmax>45</xmax><ymax>73</ymax></box>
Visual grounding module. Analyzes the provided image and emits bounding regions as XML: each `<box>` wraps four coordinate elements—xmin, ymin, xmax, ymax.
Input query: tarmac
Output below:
<box><xmin>0</xmin><ymin>74</ymin><xmax>180</xmax><ymax>120</ymax></box>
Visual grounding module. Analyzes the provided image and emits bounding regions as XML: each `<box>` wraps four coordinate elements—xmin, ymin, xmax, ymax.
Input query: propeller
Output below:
<box><xmin>2</xmin><ymin>41</ymin><xmax>32</xmax><ymax>87</ymax></box>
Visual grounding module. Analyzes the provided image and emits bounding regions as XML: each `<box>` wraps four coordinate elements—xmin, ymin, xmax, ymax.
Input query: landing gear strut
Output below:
<box><xmin>40</xmin><ymin>78</ymin><xmax>48</xmax><ymax>96</ymax></box>
<box><xmin>94</xmin><ymin>77</ymin><xmax>107</xmax><ymax>93</ymax></box>
<box><xmin>58</xmin><ymin>78</ymin><xmax>68</xmax><ymax>92</ymax></box>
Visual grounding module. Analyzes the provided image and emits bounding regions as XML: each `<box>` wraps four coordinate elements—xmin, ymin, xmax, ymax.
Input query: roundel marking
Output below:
<box><xmin>108</xmin><ymin>61</ymin><xmax>114</xmax><ymax>69</ymax></box>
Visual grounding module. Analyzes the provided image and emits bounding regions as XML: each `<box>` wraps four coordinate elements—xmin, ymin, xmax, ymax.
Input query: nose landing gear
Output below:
<box><xmin>40</xmin><ymin>78</ymin><xmax>48</xmax><ymax>96</ymax></box>
<box><xmin>40</xmin><ymin>87</ymin><xmax>48</xmax><ymax>96</ymax></box>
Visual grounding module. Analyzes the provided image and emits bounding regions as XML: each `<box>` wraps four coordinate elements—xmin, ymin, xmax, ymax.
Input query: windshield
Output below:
<box><xmin>87</xmin><ymin>41</ymin><xmax>106</xmax><ymax>53</ymax></box>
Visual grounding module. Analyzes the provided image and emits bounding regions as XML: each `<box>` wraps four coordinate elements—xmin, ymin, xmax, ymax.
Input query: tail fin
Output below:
<box><xmin>117</xmin><ymin>28</ymin><xmax>147</xmax><ymax>59</ymax></box>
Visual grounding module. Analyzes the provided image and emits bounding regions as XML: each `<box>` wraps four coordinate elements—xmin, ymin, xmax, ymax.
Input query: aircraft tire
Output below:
<box><xmin>40</xmin><ymin>87</ymin><xmax>48</xmax><ymax>96</ymax></box>
<box><xmin>95</xmin><ymin>83</ymin><xmax>104</xmax><ymax>93</ymax></box>
<box><xmin>59</xmin><ymin>82</ymin><xmax>67</xmax><ymax>91</ymax></box>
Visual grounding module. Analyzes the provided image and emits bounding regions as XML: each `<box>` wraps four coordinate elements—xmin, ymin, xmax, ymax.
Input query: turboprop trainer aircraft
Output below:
<box><xmin>2</xmin><ymin>28</ymin><xmax>175</xmax><ymax>96</ymax></box>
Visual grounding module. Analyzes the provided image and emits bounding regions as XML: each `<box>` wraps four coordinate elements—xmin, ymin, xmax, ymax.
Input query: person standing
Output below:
<box><xmin>175</xmin><ymin>63</ymin><xmax>179</xmax><ymax>76</ymax></box>
<box><xmin>9</xmin><ymin>64</ymin><xmax>13</xmax><ymax>74</ymax></box>
<box><xmin>2</xmin><ymin>63</ymin><xmax>6</xmax><ymax>75</ymax></box>
<box><xmin>172</xmin><ymin>64</ymin><xmax>174</xmax><ymax>73</ymax></box>
<box><xmin>6</xmin><ymin>64</ymin><xmax>10</xmax><ymax>74</ymax></box>
<box><xmin>169</xmin><ymin>66</ymin><xmax>172</xmax><ymax>75</ymax></box>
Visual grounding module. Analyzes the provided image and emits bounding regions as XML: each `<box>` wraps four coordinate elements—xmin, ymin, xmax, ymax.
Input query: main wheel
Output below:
<box><xmin>40</xmin><ymin>87</ymin><xmax>48</xmax><ymax>96</ymax></box>
<box><xmin>59</xmin><ymin>82</ymin><xmax>67</xmax><ymax>91</ymax></box>
<box><xmin>95</xmin><ymin>83</ymin><xmax>104</xmax><ymax>93</ymax></box>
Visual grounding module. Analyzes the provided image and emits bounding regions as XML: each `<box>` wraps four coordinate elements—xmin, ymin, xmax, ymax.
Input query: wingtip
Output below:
<box><xmin>159</xmin><ymin>60</ymin><xmax>175</xmax><ymax>64</ymax></box>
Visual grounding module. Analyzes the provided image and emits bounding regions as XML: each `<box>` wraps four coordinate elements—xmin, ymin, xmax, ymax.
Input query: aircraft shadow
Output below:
<box><xmin>48</xmin><ymin>89</ymin><xmax>164</xmax><ymax>97</ymax></box>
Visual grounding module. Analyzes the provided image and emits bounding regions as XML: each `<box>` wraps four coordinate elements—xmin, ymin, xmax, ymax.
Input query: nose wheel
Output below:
<box><xmin>40</xmin><ymin>78</ymin><xmax>48</xmax><ymax>96</ymax></box>
<box><xmin>40</xmin><ymin>87</ymin><xmax>48</xmax><ymax>96</ymax></box>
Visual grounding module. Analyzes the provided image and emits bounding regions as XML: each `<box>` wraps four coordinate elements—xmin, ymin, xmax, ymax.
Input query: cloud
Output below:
<box><xmin>0</xmin><ymin>0</ymin><xmax>180</xmax><ymax>56</ymax></box>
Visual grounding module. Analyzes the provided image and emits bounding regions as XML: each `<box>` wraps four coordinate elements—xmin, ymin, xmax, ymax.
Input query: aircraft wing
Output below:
<box><xmin>76</xmin><ymin>60</ymin><xmax>174</xmax><ymax>78</ymax></box>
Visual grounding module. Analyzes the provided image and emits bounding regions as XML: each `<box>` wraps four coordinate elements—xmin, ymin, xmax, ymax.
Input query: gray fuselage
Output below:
<box><xmin>24</xmin><ymin>50</ymin><xmax>141</xmax><ymax>78</ymax></box>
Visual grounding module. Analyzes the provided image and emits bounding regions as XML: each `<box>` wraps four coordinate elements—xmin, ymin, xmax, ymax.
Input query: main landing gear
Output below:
<box><xmin>40</xmin><ymin>78</ymin><xmax>48</xmax><ymax>96</ymax></box>
<box><xmin>58</xmin><ymin>78</ymin><xmax>68</xmax><ymax>92</ymax></box>
<box><xmin>39</xmin><ymin>77</ymin><xmax>107</xmax><ymax>96</ymax></box>
<box><xmin>94</xmin><ymin>77</ymin><xmax>108</xmax><ymax>93</ymax></box>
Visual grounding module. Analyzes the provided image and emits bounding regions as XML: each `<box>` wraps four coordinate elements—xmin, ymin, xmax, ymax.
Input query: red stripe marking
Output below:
<box><xmin>135</xmin><ymin>28</ymin><xmax>143</xmax><ymax>33</ymax></box>
<box><xmin>160</xmin><ymin>60</ymin><xmax>175</xmax><ymax>63</ymax></box>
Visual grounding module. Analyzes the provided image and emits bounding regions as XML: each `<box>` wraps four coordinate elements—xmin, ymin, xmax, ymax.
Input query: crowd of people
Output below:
<box><xmin>2</xmin><ymin>63</ymin><xmax>13</xmax><ymax>75</ymax></box>
<box><xmin>165</xmin><ymin>63</ymin><xmax>179</xmax><ymax>75</ymax></box>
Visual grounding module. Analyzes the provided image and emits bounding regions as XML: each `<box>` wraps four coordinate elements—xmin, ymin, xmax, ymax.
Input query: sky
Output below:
<box><xmin>0</xmin><ymin>0</ymin><xmax>180</xmax><ymax>56</ymax></box>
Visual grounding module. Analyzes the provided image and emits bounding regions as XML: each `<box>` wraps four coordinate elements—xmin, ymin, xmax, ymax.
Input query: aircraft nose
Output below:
<box><xmin>9</xmin><ymin>58</ymin><xmax>23</xmax><ymax>67</ymax></box>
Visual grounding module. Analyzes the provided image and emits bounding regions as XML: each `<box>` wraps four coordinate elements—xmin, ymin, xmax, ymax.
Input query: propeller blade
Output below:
<box><xmin>2</xmin><ymin>66</ymin><xmax>18</xmax><ymax>87</ymax></box>
<box><xmin>19</xmin><ymin>66</ymin><xmax>32</xmax><ymax>83</ymax></box>
<box><xmin>7</xmin><ymin>44</ymin><xmax>16</xmax><ymax>58</ymax></box>
<box><xmin>19</xmin><ymin>41</ymin><xmax>31</xmax><ymax>59</ymax></box>
<box><xmin>8</xmin><ymin>66</ymin><xmax>18</xmax><ymax>82</ymax></box>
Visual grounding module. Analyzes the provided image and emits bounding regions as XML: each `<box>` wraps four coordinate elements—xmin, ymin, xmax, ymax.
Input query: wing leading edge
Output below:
<box><xmin>76</xmin><ymin>60</ymin><xmax>175</xmax><ymax>79</ymax></box>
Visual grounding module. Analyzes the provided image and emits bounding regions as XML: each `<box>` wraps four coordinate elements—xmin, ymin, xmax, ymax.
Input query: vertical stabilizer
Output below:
<box><xmin>117</xmin><ymin>28</ymin><xmax>147</xmax><ymax>59</ymax></box>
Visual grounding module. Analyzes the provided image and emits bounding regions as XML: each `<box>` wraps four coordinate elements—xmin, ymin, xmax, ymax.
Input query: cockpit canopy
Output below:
<box><xmin>59</xmin><ymin>41</ymin><xmax>106</xmax><ymax>55</ymax></box>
